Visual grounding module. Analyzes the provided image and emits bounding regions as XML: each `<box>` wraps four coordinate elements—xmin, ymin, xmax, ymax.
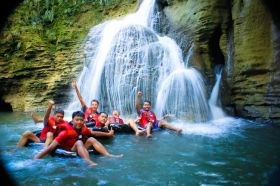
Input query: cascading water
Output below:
<box><xmin>226</xmin><ymin>28</ymin><xmax>233</xmax><ymax>76</ymax></box>
<box><xmin>67</xmin><ymin>0</ymin><xmax>210</xmax><ymax>122</ymax></box>
<box><xmin>208</xmin><ymin>66</ymin><xmax>225</xmax><ymax>120</ymax></box>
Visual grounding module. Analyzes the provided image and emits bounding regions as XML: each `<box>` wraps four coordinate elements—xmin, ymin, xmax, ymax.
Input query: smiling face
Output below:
<box><xmin>54</xmin><ymin>113</ymin><xmax>64</xmax><ymax>123</ymax></box>
<box><xmin>98</xmin><ymin>113</ymin><xmax>108</xmax><ymax>125</ymax></box>
<box><xmin>112</xmin><ymin>110</ymin><xmax>120</xmax><ymax>118</ymax></box>
<box><xmin>72</xmin><ymin>115</ymin><xmax>85</xmax><ymax>130</ymax></box>
<box><xmin>89</xmin><ymin>100</ymin><xmax>99</xmax><ymax>112</ymax></box>
<box><xmin>143</xmin><ymin>101</ymin><xmax>151</xmax><ymax>111</ymax></box>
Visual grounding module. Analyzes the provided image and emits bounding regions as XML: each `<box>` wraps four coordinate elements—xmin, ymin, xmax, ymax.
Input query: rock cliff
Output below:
<box><xmin>156</xmin><ymin>0</ymin><xmax>280</xmax><ymax>124</ymax></box>
<box><xmin>0</xmin><ymin>0</ymin><xmax>138</xmax><ymax>111</ymax></box>
<box><xmin>1</xmin><ymin>0</ymin><xmax>279</xmax><ymax>124</ymax></box>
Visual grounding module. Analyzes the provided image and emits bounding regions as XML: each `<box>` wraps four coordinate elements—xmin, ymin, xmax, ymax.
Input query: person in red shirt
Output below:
<box><xmin>17</xmin><ymin>100</ymin><xmax>67</xmax><ymax>147</ymax></box>
<box><xmin>34</xmin><ymin>111</ymin><xmax>122</xmax><ymax>166</ymax></box>
<box><xmin>90</xmin><ymin>112</ymin><xmax>118</xmax><ymax>137</ymax></box>
<box><xmin>136</xmin><ymin>91</ymin><xmax>182</xmax><ymax>138</ymax></box>
<box><xmin>94</xmin><ymin>112</ymin><xmax>111</xmax><ymax>128</ymax></box>
<box><xmin>72</xmin><ymin>80</ymin><xmax>100</xmax><ymax>125</ymax></box>
<box><xmin>108</xmin><ymin>110</ymin><xmax>125</xmax><ymax>125</ymax></box>
<box><xmin>105</xmin><ymin>110</ymin><xmax>144</xmax><ymax>135</ymax></box>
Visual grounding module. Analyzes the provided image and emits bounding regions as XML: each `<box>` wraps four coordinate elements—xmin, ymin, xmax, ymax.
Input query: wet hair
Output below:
<box><xmin>112</xmin><ymin>110</ymin><xmax>120</xmax><ymax>114</ymax></box>
<box><xmin>54</xmin><ymin>108</ymin><xmax>64</xmax><ymax>115</ymax></box>
<box><xmin>99</xmin><ymin>112</ymin><xmax>108</xmax><ymax>117</ymax></box>
<box><xmin>91</xmin><ymin>99</ymin><xmax>99</xmax><ymax>105</ymax></box>
<box><xmin>72</xmin><ymin>111</ymin><xmax>85</xmax><ymax>119</ymax></box>
<box><xmin>143</xmin><ymin>100</ymin><xmax>151</xmax><ymax>105</ymax></box>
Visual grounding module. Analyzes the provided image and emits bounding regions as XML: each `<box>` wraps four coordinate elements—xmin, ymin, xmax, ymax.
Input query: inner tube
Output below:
<box><xmin>89</xmin><ymin>123</ymin><xmax>134</xmax><ymax>134</ymax></box>
<box><xmin>85</xmin><ymin>121</ymin><xmax>96</xmax><ymax>128</ymax></box>
<box><xmin>90</xmin><ymin>126</ymin><xmax>109</xmax><ymax>132</ymax></box>
<box><xmin>28</xmin><ymin>142</ymin><xmax>95</xmax><ymax>158</ymax></box>
<box><xmin>84</xmin><ymin>121</ymin><xmax>134</xmax><ymax>135</ymax></box>
<box><xmin>108</xmin><ymin>123</ymin><xmax>134</xmax><ymax>134</ymax></box>
<box><xmin>29</xmin><ymin>130</ymin><xmax>96</xmax><ymax>158</ymax></box>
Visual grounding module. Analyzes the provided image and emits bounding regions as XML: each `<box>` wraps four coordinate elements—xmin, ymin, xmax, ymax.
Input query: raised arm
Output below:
<box><xmin>71</xmin><ymin>80</ymin><xmax>86</xmax><ymax>108</ymax></box>
<box><xmin>135</xmin><ymin>91</ymin><xmax>142</xmax><ymax>114</ymax></box>
<box><xmin>43</xmin><ymin>100</ymin><xmax>55</xmax><ymax>126</ymax></box>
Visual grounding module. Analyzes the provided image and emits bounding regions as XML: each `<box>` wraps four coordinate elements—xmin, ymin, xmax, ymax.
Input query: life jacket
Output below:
<box><xmin>139</xmin><ymin>110</ymin><xmax>157</xmax><ymax>128</ymax></box>
<box><xmin>39</xmin><ymin>116</ymin><xmax>67</xmax><ymax>140</ymax></box>
<box><xmin>94</xmin><ymin>119</ymin><xmax>106</xmax><ymax>127</ymax></box>
<box><xmin>66</xmin><ymin>122</ymin><xmax>91</xmax><ymax>142</ymax></box>
<box><xmin>84</xmin><ymin>107</ymin><xmax>99</xmax><ymax>123</ymax></box>
<box><xmin>109</xmin><ymin>116</ymin><xmax>124</xmax><ymax>124</ymax></box>
<box><xmin>55</xmin><ymin>123</ymin><xmax>92</xmax><ymax>151</ymax></box>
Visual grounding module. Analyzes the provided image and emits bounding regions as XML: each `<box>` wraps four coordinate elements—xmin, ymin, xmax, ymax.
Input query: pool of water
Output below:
<box><xmin>0</xmin><ymin>112</ymin><xmax>280</xmax><ymax>186</ymax></box>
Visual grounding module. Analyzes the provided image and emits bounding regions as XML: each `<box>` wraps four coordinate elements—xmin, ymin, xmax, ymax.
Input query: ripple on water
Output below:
<box><xmin>207</xmin><ymin>160</ymin><xmax>227</xmax><ymax>166</ymax></box>
<box><xmin>195</xmin><ymin>171</ymin><xmax>221</xmax><ymax>177</ymax></box>
<box><xmin>7</xmin><ymin>159</ymin><xmax>35</xmax><ymax>171</ymax></box>
<box><xmin>174</xmin><ymin>160</ymin><xmax>197</xmax><ymax>168</ymax></box>
<box><xmin>97</xmin><ymin>179</ymin><xmax>109</xmax><ymax>185</ymax></box>
<box><xmin>1</xmin><ymin>113</ymin><xmax>280</xmax><ymax>186</ymax></box>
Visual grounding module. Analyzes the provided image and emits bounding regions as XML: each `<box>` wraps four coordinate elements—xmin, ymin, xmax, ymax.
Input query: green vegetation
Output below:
<box><xmin>22</xmin><ymin>0</ymin><xmax>125</xmax><ymax>26</ymax></box>
<box><xmin>1</xmin><ymin>0</ymin><xmax>138</xmax><ymax>62</ymax></box>
<box><xmin>0</xmin><ymin>0</ymin><xmax>138</xmax><ymax>111</ymax></box>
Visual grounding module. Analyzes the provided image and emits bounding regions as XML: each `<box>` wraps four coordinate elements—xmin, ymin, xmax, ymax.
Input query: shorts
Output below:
<box><xmin>137</xmin><ymin>120</ymin><xmax>159</xmax><ymax>130</ymax></box>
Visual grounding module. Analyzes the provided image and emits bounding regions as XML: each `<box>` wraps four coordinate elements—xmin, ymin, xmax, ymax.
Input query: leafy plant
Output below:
<box><xmin>42</xmin><ymin>8</ymin><xmax>54</xmax><ymax>23</ymax></box>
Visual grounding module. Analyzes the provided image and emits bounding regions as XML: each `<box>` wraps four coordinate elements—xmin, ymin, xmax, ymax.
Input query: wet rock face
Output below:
<box><xmin>230</xmin><ymin>0</ymin><xmax>280</xmax><ymax>124</ymax></box>
<box><xmin>0</xmin><ymin>0</ymin><xmax>138</xmax><ymax>111</ymax></box>
<box><xmin>156</xmin><ymin>0</ymin><xmax>280</xmax><ymax>124</ymax></box>
<box><xmin>155</xmin><ymin>0</ymin><xmax>230</xmax><ymax>74</ymax></box>
<box><xmin>0</xmin><ymin>27</ymin><xmax>84</xmax><ymax>111</ymax></box>
<box><xmin>1</xmin><ymin>0</ymin><xmax>280</xmax><ymax>124</ymax></box>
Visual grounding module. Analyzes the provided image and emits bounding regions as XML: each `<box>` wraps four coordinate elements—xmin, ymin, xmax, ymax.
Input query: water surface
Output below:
<box><xmin>0</xmin><ymin>113</ymin><xmax>280</xmax><ymax>185</ymax></box>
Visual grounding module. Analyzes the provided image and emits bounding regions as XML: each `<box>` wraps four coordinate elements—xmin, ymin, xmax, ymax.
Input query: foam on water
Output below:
<box><xmin>172</xmin><ymin>117</ymin><xmax>245</xmax><ymax>137</ymax></box>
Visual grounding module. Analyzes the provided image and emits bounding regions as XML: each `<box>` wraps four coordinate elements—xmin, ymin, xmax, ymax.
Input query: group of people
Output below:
<box><xmin>16</xmin><ymin>80</ymin><xmax>182</xmax><ymax>166</ymax></box>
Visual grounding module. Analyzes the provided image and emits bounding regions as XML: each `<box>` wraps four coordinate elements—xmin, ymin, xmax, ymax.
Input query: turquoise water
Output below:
<box><xmin>0</xmin><ymin>112</ymin><xmax>280</xmax><ymax>185</ymax></box>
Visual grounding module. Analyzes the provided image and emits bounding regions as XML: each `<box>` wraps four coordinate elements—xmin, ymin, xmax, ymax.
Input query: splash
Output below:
<box><xmin>68</xmin><ymin>0</ymin><xmax>211</xmax><ymax>122</ymax></box>
<box><xmin>208</xmin><ymin>65</ymin><xmax>225</xmax><ymax>120</ymax></box>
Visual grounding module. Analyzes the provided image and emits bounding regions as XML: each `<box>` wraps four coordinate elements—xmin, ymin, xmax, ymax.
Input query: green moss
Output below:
<box><xmin>0</xmin><ymin>0</ymin><xmax>138</xmax><ymax>111</ymax></box>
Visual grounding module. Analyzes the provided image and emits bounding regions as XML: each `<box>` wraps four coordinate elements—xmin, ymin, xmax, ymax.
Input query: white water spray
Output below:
<box><xmin>68</xmin><ymin>0</ymin><xmax>211</xmax><ymax>122</ymax></box>
<box><xmin>208</xmin><ymin>66</ymin><xmax>225</xmax><ymax>120</ymax></box>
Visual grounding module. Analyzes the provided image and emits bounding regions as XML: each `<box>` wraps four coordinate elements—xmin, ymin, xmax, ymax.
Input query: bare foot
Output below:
<box><xmin>88</xmin><ymin>162</ymin><xmax>98</xmax><ymax>167</ymax></box>
<box><xmin>177</xmin><ymin>129</ymin><xmax>183</xmax><ymax>134</ymax></box>
<box><xmin>146</xmin><ymin>134</ymin><xmax>152</xmax><ymax>138</ymax></box>
<box><xmin>107</xmin><ymin>154</ymin><xmax>123</xmax><ymax>158</ymax></box>
<box><xmin>86</xmin><ymin>159</ymin><xmax>97</xmax><ymax>166</ymax></box>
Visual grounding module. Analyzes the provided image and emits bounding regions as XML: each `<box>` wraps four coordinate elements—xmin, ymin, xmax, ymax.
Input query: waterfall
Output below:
<box><xmin>184</xmin><ymin>44</ymin><xmax>193</xmax><ymax>68</ymax></box>
<box><xmin>67</xmin><ymin>0</ymin><xmax>211</xmax><ymax>122</ymax></box>
<box><xmin>226</xmin><ymin>27</ymin><xmax>233</xmax><ymax>76</ymax></box>
<box><xmin>208</xmin><ymin>66</ymin><xmax>225</xmax><ymax>120</ymax></box>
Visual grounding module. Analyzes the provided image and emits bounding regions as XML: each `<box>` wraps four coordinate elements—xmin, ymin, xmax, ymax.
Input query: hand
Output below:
<box><xmin>135</xmin><ymin>116</ymin><xmax>141</xmax><ymax>122</ymax></box>
<box><xmin>108</xmin><ymin>128</ymin><xmax>114</xmax><ymax>136</ymax></box>
<box><xmin>48</xmin><ymin>100</ymin><xmax>55</xmax><ymax>107</ymax></box>
<box><xmin>137</xmin><ymin>91</ymin><xmax>142</xmax><ymax>97</ymax></box>
<box><xmin>163</xmin><ymin>114</ymin><xmax>173</xmax><ymax>119</ymax></box>
<box><xmin>71</xmin><ymin>80</ymin><xmax>77</xmax><ymax>88</ymax></box>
